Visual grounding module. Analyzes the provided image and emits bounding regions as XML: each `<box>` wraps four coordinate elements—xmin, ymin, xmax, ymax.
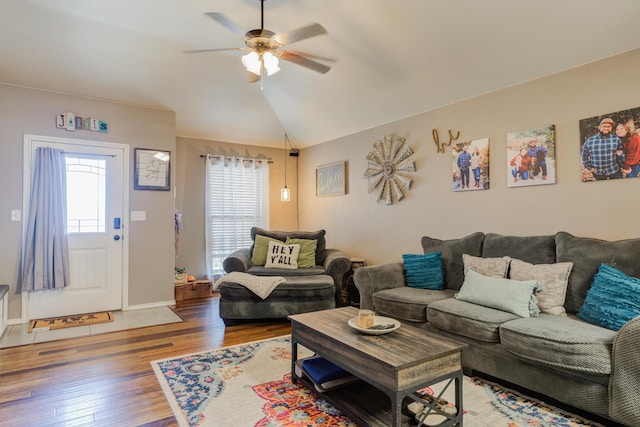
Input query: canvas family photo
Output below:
<box><xmin>579</xmin><ymin>106</ymin><xmax>640</xmax><ymax>181</ymax></box>
<box><xmin>506</xmin><ymin>125</ymin><xmax>556</xmax><ymax>188</ymax></box>
<box><xmin>452</xmin><ymin>138</ymin><xmax>489</xmax><ymax>192</ymax></box>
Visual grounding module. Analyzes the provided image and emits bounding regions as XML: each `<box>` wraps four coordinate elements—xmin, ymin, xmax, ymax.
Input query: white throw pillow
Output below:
<box><xmin>264</xmin><ymin>241</ymin><xmax>301</xmax><ymax>269</ymax></box>
<box><xmin>455</xmin><ymin>269</ymin><xmax>542</xmax><ymax>318</ymax></box>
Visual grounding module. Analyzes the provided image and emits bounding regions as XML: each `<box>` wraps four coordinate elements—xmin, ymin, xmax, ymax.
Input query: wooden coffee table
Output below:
<box><xmin>289</xmin><ymin>306</ymin><xmax>466</xmax><ymax>427</ymax></box>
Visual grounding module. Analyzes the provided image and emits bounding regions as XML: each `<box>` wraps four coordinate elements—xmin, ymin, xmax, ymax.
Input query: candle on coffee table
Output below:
<box><xmin>358</xmin><ymin>309</ymin><xmax>374</xmax><ymax>328</ymax></box>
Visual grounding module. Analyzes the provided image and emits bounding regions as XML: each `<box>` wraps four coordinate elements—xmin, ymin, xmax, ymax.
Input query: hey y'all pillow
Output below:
<box><xmin>265</xmin><ymin>241</ymin><xmax>301</xmax><ymax>269</ymax></box>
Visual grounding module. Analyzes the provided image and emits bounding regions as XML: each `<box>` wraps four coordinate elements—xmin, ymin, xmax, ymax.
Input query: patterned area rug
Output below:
<box><xmin>151</xmin><ymin>335</ymin><xmax>606</xmax><ymax>427</ymax></box>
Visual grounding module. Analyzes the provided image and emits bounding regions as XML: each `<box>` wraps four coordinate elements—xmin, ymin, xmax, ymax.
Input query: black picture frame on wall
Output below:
<box><xmin>134</xmin><ymin>148</ymin><xmax>171</xmax><ymax>191</ymax></box>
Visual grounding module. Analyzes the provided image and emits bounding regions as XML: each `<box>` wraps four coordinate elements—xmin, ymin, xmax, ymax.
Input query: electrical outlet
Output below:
<box><xmin>11</xmin><ymin>210</ymin><xmax>21</xmax><ymax>221</ymax></box>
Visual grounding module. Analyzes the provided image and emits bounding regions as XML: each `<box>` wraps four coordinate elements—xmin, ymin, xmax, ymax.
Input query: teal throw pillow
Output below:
<box><xmin>578</xmin><ymin>264</ymin><xmax>640</xmax><ymax>331</ymax></box>
<box><xmin>402</xmin><ymin>252</ymin><xmax>444</xmax><ymax>290</ymax></box>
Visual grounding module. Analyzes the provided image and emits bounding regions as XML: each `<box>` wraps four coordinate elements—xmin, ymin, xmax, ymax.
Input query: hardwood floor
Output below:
<box><xmin>0</xmin><ymin>295</ymin><xmax>291</xmax><ymax>427</ymax></box>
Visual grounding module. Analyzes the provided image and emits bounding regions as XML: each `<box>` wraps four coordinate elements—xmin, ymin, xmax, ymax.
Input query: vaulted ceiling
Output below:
<box><xmin>2</xmin><ymin>0</ymin><xmax>639</xmax><ymax>148</ymax></box>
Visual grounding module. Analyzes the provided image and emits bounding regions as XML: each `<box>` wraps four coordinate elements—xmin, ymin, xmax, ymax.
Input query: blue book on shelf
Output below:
<box><xmin>301</xmin><ymin>356</ymin><xmax>351</xmax><ymax>384</ymax></box>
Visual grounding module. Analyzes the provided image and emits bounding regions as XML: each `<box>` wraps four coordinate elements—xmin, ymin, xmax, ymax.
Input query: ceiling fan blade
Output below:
<box><xmin>183</xmin><ymin>47</ymin><xmax>246</xmax><ymax>54</ymax></box>
<box><xmin>273</xmin><ymin>23</ymin><xmax>327</xmax><ymax>45</ymax></box>
<box><xmin>205</xmin><ymin>12</ymin><xmax>246</xmax><ymax>37</ymax></box>
<box><xmin>279</xmin><ymin>51</ymin><xmax>331</xmax><ymax>74</ymax></box>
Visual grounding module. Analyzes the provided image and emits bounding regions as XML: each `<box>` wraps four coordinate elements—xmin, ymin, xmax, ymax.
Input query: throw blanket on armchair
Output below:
<box><xmin>213</xmin><ymin>272</ymin><xmax>286</xmax><ymax>300</ymax></box>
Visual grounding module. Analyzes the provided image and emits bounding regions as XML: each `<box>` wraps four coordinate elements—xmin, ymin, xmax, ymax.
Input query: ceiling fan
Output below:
<box><xmin>184</xmin><ymin>0</ymin><xmax>331</xmax><ymax>82</ymax></box>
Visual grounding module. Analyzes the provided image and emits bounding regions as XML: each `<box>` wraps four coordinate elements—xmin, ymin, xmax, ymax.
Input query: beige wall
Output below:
<box><xmin>0</xmin><ymin>84</ymin><xmax>176</xmax><ymax>320</ymax></box>
<box><xmin>174</xmin><ymin>136</ymin><xmax>297</xmax><ymax>278</ymax></box>
<box><xmin>298</xmin><ymin>49</ymin><xmax>640</xmax><ymax>266</ymax></box>
<box><xmin>158</xmin><ymin>48</ymin><xmax>640</xmax><ymax>285</ymax></box>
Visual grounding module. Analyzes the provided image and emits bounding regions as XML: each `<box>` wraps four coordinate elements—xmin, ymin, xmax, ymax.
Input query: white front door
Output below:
<box><xmin>23</xmin><ymin>135</ymin><xmax>129</xmax><ymax>320</ymax></box>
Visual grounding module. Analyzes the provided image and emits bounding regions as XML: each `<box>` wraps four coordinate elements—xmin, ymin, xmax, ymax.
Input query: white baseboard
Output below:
<box><xmin>124</xmin><ymin>300</ymin><xmax>176</xmax><ymax>311</ymax></box>
<box><xmin>7</xmin><ymin>300</ymin><xmax>177</xmax><ymax>325</ymax></box>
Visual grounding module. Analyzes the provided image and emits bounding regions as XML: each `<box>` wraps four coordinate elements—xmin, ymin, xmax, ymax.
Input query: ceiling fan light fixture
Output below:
<box><xmin>241</xmin><ymin>51</ymin><xmax>262</xmax><ymax>75</ymax></box>
<box><xmin>262</xmin><ymin>51</ymin><xmax>280</xmax><ymax>76</ymax></box>
<box><xmin>242</xmin><ymin>50</ymin><xmax>280</xmax><ymax>77</ymax></box>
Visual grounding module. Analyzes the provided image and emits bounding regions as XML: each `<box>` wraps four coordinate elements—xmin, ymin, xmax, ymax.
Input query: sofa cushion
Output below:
<box><xmin>402</xmin><ymin>252</ymin><xmax>444</xmax><ymax>290</ymax></box>
<box><xmin>373</xmin><ymin>287</ymin><xmax>455</xmax><ymax>323</ymax></box>
<box><xmin>248</xmin><ymin>265</ymin><xmax>325</xmax><ymax>276</ymax></box>
<box><xmin>482</xmin><ymin>233</ymin><xmax>556</xmax><ymax>264</ymax></box>
<box><xmin>462</xmin><ymin>254</ymin><xmax>510</xmax><ymax>278</ymax></box>
<box><xmin>421</xmin><ymin>232</ymin><xmax>485</xmax><ymax>291</ymax></box>
<box><xmin>219</xmin><ymin>275</ymin><xmax>335</xmax><ymax>299</ymax></box>
<box><xmin>509</xmin><ymin>258</ymin><xmax>573</xmax><ymax>316</ymax></box>
<box><xmin>555</xmin><ymin>232</ymin><xmax>640</xmax><ymax>314</ymax></box>
<box><xmin>251</xmin><ymin>227</ymin><xmax>327</xmax><ymax>265</ymax></box>
<box><xmin>499</xmin><ymin>314</ymin><xmax>615</xmax><ymax>374</ymax></box>
<box><xmin>251</xmin><ymin>234</ymin><xmax>284</xmax><ymax>266</ymax></box>
<box><xmin>285</xmin><ymin>237</ymin><xmax>317</xmax><ymax>268</ymax></box>
<box><xmin>427</xmin><ymin>298</ymin><xmax>520</xmax><ymax>342</ymax></box>
<box><xmin>455</xmin><ymin>269</ymin><xmax>542</xmax><ymax>318</ymax></box>
<box><xmin>578</xmin><ymin>264</ymin><xmax>640</xmax><ymax>331</ymax></box>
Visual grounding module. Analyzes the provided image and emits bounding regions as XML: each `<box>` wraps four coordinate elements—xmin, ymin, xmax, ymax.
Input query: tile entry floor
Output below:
<box><xmin>0</xmin><ymin>306</ymin><xmax>182</xmax><ymax>349</ymax></box>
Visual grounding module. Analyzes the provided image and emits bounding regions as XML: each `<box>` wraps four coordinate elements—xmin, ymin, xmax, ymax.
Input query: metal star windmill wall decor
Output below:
<box><xmin>364</xmin><ymin>133</ymin><xmax>416</xmax><ymax>205</ymax></box>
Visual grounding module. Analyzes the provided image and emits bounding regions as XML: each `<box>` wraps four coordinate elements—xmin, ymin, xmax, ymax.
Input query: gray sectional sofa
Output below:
<box><xmin>354</xmin><ymin>232</ymin><xmax>640</xmax><ymax>427</ymax></box>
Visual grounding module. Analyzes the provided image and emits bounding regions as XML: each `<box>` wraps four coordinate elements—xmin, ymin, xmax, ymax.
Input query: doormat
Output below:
<box><xmin>28</xmin><ymin>311</ymin><xmax>114</xmax><ymax>333</ymax></box>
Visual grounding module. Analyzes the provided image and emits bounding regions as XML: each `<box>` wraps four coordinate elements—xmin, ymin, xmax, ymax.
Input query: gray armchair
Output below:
<box><xmin>218</xmin><ymin>228</ymin><xmax>351</xmax><ymax>325</ymax></box>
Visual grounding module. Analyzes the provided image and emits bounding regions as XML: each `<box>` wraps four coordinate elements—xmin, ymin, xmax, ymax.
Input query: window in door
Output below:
<box><xmin>65</xmin><ymin>156</ymin><xmax>106</xmax><ymax>233</ymax></box>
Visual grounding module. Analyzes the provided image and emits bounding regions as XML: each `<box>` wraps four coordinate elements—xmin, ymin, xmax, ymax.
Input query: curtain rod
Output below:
<box><xmin>63</xmin><ymin>151</ymin><xmax>116</xmax><ymax>158</ymax></box>
<box><xmin>200</xmin><ymin>154</ymin><xmax>273</xmax><ymax>164</ymax></box>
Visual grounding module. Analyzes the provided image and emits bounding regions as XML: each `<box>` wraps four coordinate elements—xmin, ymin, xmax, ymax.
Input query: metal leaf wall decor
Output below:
<box><xmin>364</xmin><ymin>133</ymin><xmax>415</xmax><ymax>205</ymax></box>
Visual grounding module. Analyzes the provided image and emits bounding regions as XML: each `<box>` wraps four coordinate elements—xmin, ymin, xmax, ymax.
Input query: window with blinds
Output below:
<box><xmin>205</xmin><ymin>156</ymin><xmax>269</xmax><ymax>279</ymax></box>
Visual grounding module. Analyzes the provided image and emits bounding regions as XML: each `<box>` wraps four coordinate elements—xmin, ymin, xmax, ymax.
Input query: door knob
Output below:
<box><xmin>114</xmin><ymin>235</ymin><xmax>121</xmax><ymax>241</ymax></box>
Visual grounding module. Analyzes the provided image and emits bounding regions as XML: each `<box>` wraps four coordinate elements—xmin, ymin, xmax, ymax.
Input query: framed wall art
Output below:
<box><xmin>134</xmin><ymin>148</ymin><xmax>171</xmax><ymax>191</ymax></box>
<box><xmin>507</xmin><ymin>125</ymin><xmax>556</xmax><ymax>187</ymax></box>
<box><xmin>452</xmin><ymin>138</ymin><xmax>489</xmax><ymax>192</ymax></box>
<box><xmin>316</xmin><ymin>161</ymin><xmax>346</xmax><ymax>197</ymax></box>
<box><xmin>579</xmin><ymin>106</ymin><xmax>640</xmax><ymax>181</ymax></box>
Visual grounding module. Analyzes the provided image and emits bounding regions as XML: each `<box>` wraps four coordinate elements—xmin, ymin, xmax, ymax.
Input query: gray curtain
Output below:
<box><xmin>22</xmin><ymin>147</ymin><xmax>70</xmax><ymax>291</ymax></box>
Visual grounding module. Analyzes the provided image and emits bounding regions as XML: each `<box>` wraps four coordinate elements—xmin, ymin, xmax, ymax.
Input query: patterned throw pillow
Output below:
<box><xmin>264</xmin><ymin>241</ymin><xmax>301</xmax><ymax>269</ymax></box>
<box><xmin>402</xmin><ymin>252</ymin><xmax>444</xmax><ymax>290</ymax></box>
<box><xmin>462</xmin><ymin>254</ymin><xmax>511</xmax><ymax>278</ymax></box>
<box><xmin>509</xmin><ymin>258</ymin><xmax>573</xmax><ymax>316</ymax></box>
<box><xmin>578</xmin><ymin>264</ymin><xmax>640</xmax><ymax>331</ymax></box>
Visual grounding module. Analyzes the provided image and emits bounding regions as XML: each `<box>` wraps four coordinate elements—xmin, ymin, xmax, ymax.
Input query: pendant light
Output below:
<box><xmin>281</xmin><ymin>133</ymin><xmax>290</xmax><ymax>202</ymax></box>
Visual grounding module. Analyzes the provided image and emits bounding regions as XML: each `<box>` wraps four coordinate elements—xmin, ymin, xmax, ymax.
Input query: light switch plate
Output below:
<box><xmin>131</xmin><ymin>211</ymin><xmax>146</xmax><ymax>221</ymax></box>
